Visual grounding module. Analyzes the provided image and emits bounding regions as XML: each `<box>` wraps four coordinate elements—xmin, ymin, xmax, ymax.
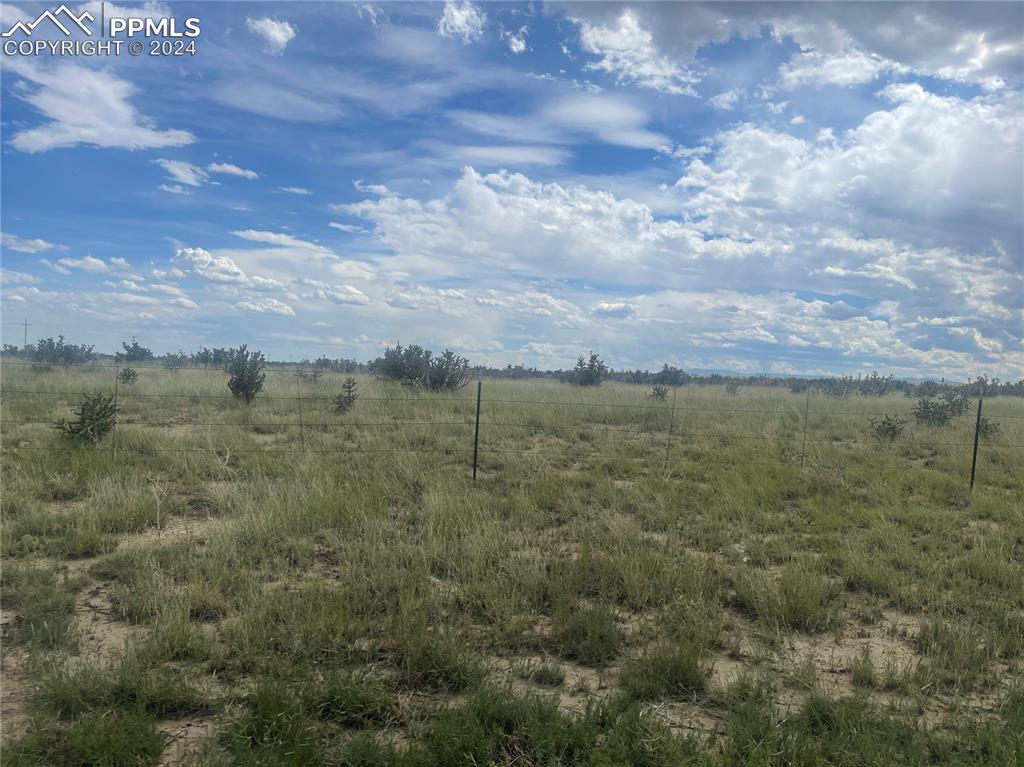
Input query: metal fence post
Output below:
<box><xmin>472</xmin><ymin>379</ymin><xmax>482</xmax><ymax>480</ymax></box>
<box><xmin>663</xmin><ymin>385</ymin><xmax>677</xmax><ymax>472</ymax></box>
<box><xmin>111</xmin><ymin>364</ymin><xmax>119</xmax><ymax>462</ymax></box>
<box><xmin>296</xmin><ymin>374</ymin><xmax>306</xmax><ymax>453</ymax></box>
<box><xmin>969</xmin><ymin>383</ymin><xmax>984</xmax><ymax>492</ymax></box>
<box><xmin>800</xmin><ymin>389</ymin><xmax>810</xmax><ymax>469</ymax></box>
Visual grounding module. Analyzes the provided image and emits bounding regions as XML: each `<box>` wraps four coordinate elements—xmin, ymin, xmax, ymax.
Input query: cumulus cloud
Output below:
<box><xmin>5</xmin><ymin>60</ymin><xmax>194</xmax><ymax>153</ymax></box>
<box><xmin>437</xmin><ymin>0</ymin><xmax>485</xmax><ymax>43</ymax></box>
<box><xmin>312</xmin><ymin>284</ymin><xmax>370</xmax><ymax>305</ymax></box>
<box><xmin>575</xmin><ymin>9</ymin><xmax>698</xmax><ymax>95</ymax></box>
<box><xmin>56</xmin><ymin>256</ymin><xmax>107</xmax><ymax>273</ymax></box>
<box><xmin>1</xmin><ymin>232</ymin><xmax>64</xmax><ymax>253</ymax></box>
<box><xmin>246</xmin><ymin>17</ymin><xmax>297</xmax><ymax>55</ymax></box>
<box><xmin>175</xmin><ymin>247</ymin><xmax>249</xmax><ymax>283</ymax></box>
<box><xmin>237</xmin><ymin>298</ymin><xmax>296</xmax><ymax>316</ymax></box>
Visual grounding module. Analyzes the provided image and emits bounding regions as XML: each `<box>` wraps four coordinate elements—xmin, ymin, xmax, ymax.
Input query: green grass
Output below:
<box><xmin>1</xmin><ymin>365</ymin><xmax>1022</xmax><ymax>764</ymax></box>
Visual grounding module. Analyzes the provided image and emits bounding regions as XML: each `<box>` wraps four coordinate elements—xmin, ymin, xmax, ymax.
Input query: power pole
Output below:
<box><xmin>21</xmin><ymin>318</ymin><xmax>31</xmax><ymax>348</ymax></box>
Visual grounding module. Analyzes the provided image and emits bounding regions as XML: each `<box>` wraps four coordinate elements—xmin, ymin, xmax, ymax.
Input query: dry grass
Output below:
<box><xmin>1</xmin><ymin>363</ymin><xmax>1022</xmax><ymax>764</ymax></box>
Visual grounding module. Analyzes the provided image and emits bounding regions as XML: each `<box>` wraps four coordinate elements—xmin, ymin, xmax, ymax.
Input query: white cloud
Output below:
<box><xmin>154</xmin><ymin>159</ymin><xmax>207</xmax><ymax>187</ymax></box>
<box><xmin>503</xmin><ymin>25</ymin><xmax>528</xmax><ymax>54</ymax></box>
<box><xmin>437</xmin><ymin>1</ymin><xmax>485</xmax><ymax>43</ymax></box>
<box><xmin>6</xmin><ymin>60</ymin><xmax>194</xmax><ymax>153</ymax></box>
<box><xmin>175</xmin><ymin>247</ymin><xmax>249</xmax><ymax>283</ymax></box>
<box><xmin>246</xmin><ymin>17</ymin><xmax>297</xmax><ymax>55</ymax></box>
<box><xmin>208</xmin><ymin>162</ymin><xmax>259</xmax><ymax>180</ymax></box>
<box><xmin>1</xmin><ymin>268</ymin><xmax>38</xmax><ymax>285</ymax></box>
<box><xmin>575</xmin><ymin>9</ymin><xmax>698</xmax><ymax>95</ymax></box>
<box><xmin>329</xmin><ymin>222</ymin><xmax>365</xmax><ymax>233</ymax></box>
<box><xmin>1</xmin><ymin>232</ymin><xmax>63</xmax><ymax>253</ymax></box>
<box><xmin>237</xmin><ymin>298</ymin><xmax>296</xmax><ymax>316</ymax></box>
<box><xmin>278</xmin><ymin>186</ymin><xmax>312</xmax><ymax>195</ymax></box>
<box><xmin>591</xmin><ymin>301</ymin><xmax>635</xmax><ymax>318</ymax></box>
<box><xmin>313</xmin><ymin>284</ymin><xmax>370</xmax><ymax>305</ymax></box>
<box><xmin>709</xmin><ymin>90</ymin><xmax>741</xmax><ymax>111</ymax></box>
<box><xmin>57</xmin><ymin>256</ymin><xmax>107</xmax><ymax>273</ymax></box>
<box><xmin>158</xmin><ymin>184</ymin><xmax>190</xmax><ymax>195</ymax></box>
<box><xmin>230</xmin><ymin>230</ymin><xmax>332</xmax><ymax>256</ymax></box>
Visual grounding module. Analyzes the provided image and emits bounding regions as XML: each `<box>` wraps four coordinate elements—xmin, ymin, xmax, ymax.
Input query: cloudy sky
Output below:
<box><xmin>1</xmin><ymin>1</ymin><xmax>1021</xmax><ymax>376</ymax></box>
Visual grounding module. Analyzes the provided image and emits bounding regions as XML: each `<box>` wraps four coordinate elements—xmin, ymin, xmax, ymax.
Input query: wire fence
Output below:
<box><xmin>1</xmin><ymin>360</ymin><xmax>1022</xmax><ymax>491</ymax></box>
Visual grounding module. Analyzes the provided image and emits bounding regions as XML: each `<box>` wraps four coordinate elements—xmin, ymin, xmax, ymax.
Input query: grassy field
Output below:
<box><xmin>1</xmin><ymin>363</ymin><xmax>1023</xmax><ymax>765</ymax></box>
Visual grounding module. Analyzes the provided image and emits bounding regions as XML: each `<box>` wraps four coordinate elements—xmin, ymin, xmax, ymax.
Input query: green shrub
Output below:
<box><xmin>564</xmin><ymin>352</ymin><xmax>607</xmax><ymax>387</ymax></box>
<box><xmin>226</xmin><ymin>345</ymin><xmax>266</xmax><ymax>404</ymax></box>
<box><xmin>54</xmin><ymin>392</ymin><xmax>118</xmax><ymax>446</ymax></box>
<box><xmin>620</xmin><ymin>641</ymin><xmax>710</xmax><ymax>699</ymax></box>
<box><xmin>331</xmin><ymin>377</ymin><xmax>359</xmax><ymax>414</ymax></box>
<box><xmin>551</xmin><ymin>604</ymin><xmax>621</xmax><ymax>666</ymax></box>
<box><xmin>868</xmin><ymin>413</ymin><xmax>908</xmax><ymax>442</ymax></box>
<box><xmin>372</xmin><ymin>343</ymin><xmax>472</xmax><ymax>391</ymax></box>
<box><xmin>116</xmin><ymin>367</ymin><xmax>139</xmax><ymax>386</ymax></box>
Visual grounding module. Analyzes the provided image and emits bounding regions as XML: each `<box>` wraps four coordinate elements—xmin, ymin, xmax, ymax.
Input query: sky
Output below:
<box><xmin>0</xmin><ymin>1</ymin><xmax>1022</xmax><ymax>377</ymax></box>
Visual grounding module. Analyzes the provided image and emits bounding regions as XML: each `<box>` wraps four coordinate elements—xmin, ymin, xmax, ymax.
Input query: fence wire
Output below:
<box><xmin>1</xmin><ymin>379</ymin><xmax>1021</xmax><ymax>490</ymax></box>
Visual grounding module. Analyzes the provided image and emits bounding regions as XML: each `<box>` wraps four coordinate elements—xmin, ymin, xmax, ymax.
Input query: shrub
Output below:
<box><xmin>620</xmin><ymin>641</ymin><xmax>710</xmax><ymax>700</ymax></box>
<box><xmin>372</xmin><ymin>344</ymin><xmax>472</xmax><ymax>391</ymax></box>
<box><xmin>868</xmin><ymin>414</ymin><xmax>907</xmax><ymax>442</ymax></box>
<box><xmin>978</xmin><ymin>416</ymin><xmax>1002</xmax><ymax>441</ymax></box>
<box><xmin>294</xmin><ymin>366</ymin><xmax>323</xmax><ymax>382</ymax></box>
<box><xmin>331</xmin><ymin>377</ymin><xmax>359</xmax><ymax>415</ymax></box>
<box><xmin>117</xmin><ymin>367</ymin><xmax>138</xmax><ymax>386</ymax></box>
<box><xmin>913</xmin><ymin>397</ymin><xmax>953</xmax><ymax>427</ymax></box>
<box><xmin>941</xmin><ymin>390</ymin><xmax>971</xmax><ymax>416</ymax></box>
<box><xmin>551</xmin><ymin>604</ymin><xmax>621</xmax><ymax>666</ymax></box>
<box><xmin>54</xmin><ymin>393</ymin><xmax>118</xmax><ymax>447</ymax></box>
<box><xmin>565</xmin><ymin>352</ymin><xmax>607</xmax><ymax>387</ymax></box>
<box><xmin>725</xmin><ymin>382</ymin><xmax>741</xmax><ymax>394</ymax></box>
<box><xmin>225</xmin><ymin>345</ymin><xmax>266</xmax><ymax>404</ymax></box>
<box><xmin>648</xmin><ymin>385</ymin><xmax>669</xmax><ymax>401</ymax></box>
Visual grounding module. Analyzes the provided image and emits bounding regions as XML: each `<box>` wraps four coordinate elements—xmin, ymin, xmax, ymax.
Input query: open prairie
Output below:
<box><xmin>2</xmin><ymin>363</ymin><xmax>1023</xmax><ymax>765</ymax></box>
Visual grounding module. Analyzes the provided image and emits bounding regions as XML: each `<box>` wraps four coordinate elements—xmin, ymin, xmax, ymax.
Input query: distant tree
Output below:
<box><xmin>191</xmin><ymin>347</ymin><xmax>214</xmax><ymax>367</ymax></box>
<box><xmin>652</xmin><ymin>364</ymin><xmax>687</xmax><ymax>386</ymax></box>
<box><xmin>565</xmin><ymin>352</ymin><xmax>608</xmax><ymax>387</ymax></box>
<box><xmin>117</xmin><ymin>367</ymin><xmax>139</xmax><ymax>386</ymax></box>
<box><xmin>372</xmin><ymin>343</ymin><xmax>471</xmax><ymax>391</ymax></box>
<box><xmin>225</xmin><ymin>345</ymin><xmax>266</xmax><ymax>404</ymax></box>
<box><xmin>116</xmin><ymin>340</ymin><xmax>154</xmax><ymax>362</ymax></box>
<box><xmin>30</xmin><ymin>336</ymin><xmax>95</xmax><ymax>366</ymax></box>
<box><xmin>161</xmin><ymin>351</ymin><xmax>189</xmax><ymax>369</ymax></box>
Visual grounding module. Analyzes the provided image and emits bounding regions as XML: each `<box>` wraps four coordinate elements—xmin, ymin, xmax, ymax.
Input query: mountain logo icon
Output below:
<box><xmin>2</xmin><ymin>4</ymin><xmax>95</xmax><ymax>37</ymax></box>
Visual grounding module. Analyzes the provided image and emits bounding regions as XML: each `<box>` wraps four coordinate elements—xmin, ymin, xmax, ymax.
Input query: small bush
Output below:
<box><xmin>648</xmin><ymin>385</ymin><xmax>669</xmax><ymax>401</ymax></box>
<box><xmin>868</xmin><ymin>414</ymin><xmax>907</xmax><ymax>442</ymax></box>
<box><xmin>54</xmin><ymin>392</ymin><xmax>118</xmax><ymax>447</ymax></box>
<box><xmin>551</xmin><ymin>604</ymin><xmax>621</xmax><ymax>666</ymax></box>
<box><xmin>725</xmin><ymin>382</ymin><xmax>741</xmax><ymax>394</ymax></box>
<box><xmin>913</xmin><ymin>397</ymin><xmax>953</xmax><ymax>427</ymax></box>
<box><xmin>530</xmin><ymin>664</ymin><xmax>566</xmax><ymax>688</ymax></box>
<box><xmin>226</xmin><ymin>345</ymin><xmax>266</xmax><ymax>404</ymax></box>
<box><xmin>978</xmin><ymin>416</ymin><xmax>1002</xmax><ymax>441</ymax></box>
<box><xmin>620</xmin><ymin>641</ymin><xmax>710</xmax><ymax>700</ymax></box>
<box><xmin>331</xmin><ymin>377</ymin><xmax>359</xmax><ymax>415</ymax></box>
<box><xmin>116</xmin><ymin>367</ymin><xmax>138</xmax><ymax>386</ymax></box>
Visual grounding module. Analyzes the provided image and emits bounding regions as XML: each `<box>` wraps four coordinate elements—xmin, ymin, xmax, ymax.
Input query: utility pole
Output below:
<box><xmin>21</xmin><ymin>318</ymin><xmax>31</xmax><ymax>348</ymax></box>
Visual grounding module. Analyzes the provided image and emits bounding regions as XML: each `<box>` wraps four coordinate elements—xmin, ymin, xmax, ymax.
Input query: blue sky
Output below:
<box><xmin>1</xmin><ymin>1</ymin><xmax>1022</xmax><ymax>377</ymax></box>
